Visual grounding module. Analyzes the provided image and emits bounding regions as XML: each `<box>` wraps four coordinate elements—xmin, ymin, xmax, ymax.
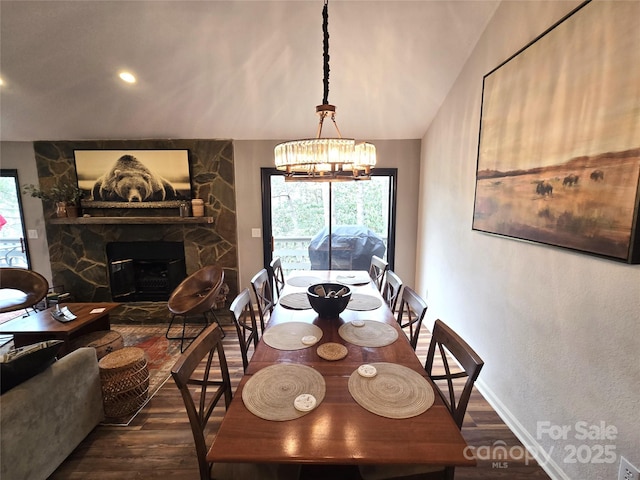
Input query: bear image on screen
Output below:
<box><xmin>93</xmin><ymin>154</ymin><xmax>178</xmax><ymax>202</ymax></box>
<box><xmin>74</xmin><ymin>150</ymin><xmax>191</xmax><ymax>203</ymax></box>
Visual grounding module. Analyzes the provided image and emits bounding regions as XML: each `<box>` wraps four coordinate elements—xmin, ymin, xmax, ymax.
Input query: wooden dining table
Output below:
<box><xmin>207</xmin><ymin>270</ymin><xmax>475</xmax><ymax>468</ymax></box>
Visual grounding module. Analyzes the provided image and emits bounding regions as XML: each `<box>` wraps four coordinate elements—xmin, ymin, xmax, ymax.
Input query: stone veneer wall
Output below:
<box><xmin>32</xmin><ymin>140</ymin><xmax>238</xmax><ymax>324</ymax></box>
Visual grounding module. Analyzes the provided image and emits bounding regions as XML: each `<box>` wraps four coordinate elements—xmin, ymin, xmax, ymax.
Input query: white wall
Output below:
<box><xmin>234</xmin><ymin>139</ymin><xmax>421</xmax><ymax>294</ymax></box>
<box><xmin>0</xmin><ymin>141</ymin><xmax>52</xmax><ymax>282</ymax></box>
<box><xmin>416</xmin><ymin>1</ymin><xmax>640</xmax><ymax>479</ymax></box>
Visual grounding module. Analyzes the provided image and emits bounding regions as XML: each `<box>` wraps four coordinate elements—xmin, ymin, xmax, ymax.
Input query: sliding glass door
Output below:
<box><xmin>261</xmin><ymin>168</ymin><xmax>397</xmax><ymax>275</ymax></box>
<box><xmin>0</xmin><ymin>170</ymin><xmax>31</xmax><ymax>268</ymax></box>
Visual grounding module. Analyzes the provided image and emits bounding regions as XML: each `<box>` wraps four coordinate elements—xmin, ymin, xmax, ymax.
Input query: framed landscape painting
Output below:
<box><xmin>74</xmin><ymin>149</ymin><xmax>192</xmax><ymax>207</ymax></box>
<box><xmin>472</xmin><ymin>0</ymin><xmax>640</xmax><ymax>263</ymax></box>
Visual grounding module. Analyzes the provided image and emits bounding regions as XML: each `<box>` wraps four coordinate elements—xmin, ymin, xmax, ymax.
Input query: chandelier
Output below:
<box><xmin>274</xmin><ymin>0</ymin><xmax>376</xmax><ymax>181</ymax></box>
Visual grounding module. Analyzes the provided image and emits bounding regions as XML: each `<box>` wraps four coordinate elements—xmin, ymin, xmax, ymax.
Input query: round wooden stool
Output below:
<box><xmin>70</xmin><ymin>330</ymin><xmax>124</xmax><ymax>359</ymax></box>
<box><xmin>98</xmin><ymin>347</ymin><xmax>149</xmax><ymax>418</ymax></box>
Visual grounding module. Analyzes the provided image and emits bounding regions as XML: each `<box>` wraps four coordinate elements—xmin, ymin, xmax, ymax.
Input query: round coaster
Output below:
<box><xmin>358</xmin><ymin>364</ymin><xmax>377</xmax><ymax>377</ymax></box>
<box><xmin>317</xmin><ymin>342</ymin><xmax>348</xmax><ymax>361</ymax></box>
<box><xmin>301</xmin><ymin>335</ymin><xmax>318</xmax><ymax>345</ymax></box>
<box><xmin>263</xmin><ymin>322</ymin><xmax>323</xmax><ymax>350</ymax></box>
<box><xmin>348</xmin><ymin>362</ymin><xmax>435</xmax><ymax>419</ymax></box>
<box><xmin>242</xmin><ymin>364</ymin><xmax>326</xmax><ymax>421</ymax></box>
<box><xmin>294</xmin><ymin>394</ymin><xmax>317</xmax><ymax>412</ymax></box>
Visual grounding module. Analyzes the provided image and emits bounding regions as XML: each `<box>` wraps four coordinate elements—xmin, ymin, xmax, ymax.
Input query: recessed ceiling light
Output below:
<box><xmin>118</xmin><ymin>71</ymin><xmax>136</xmax><ymax>84</ymax></box>
<box><xmin>0</xmin><ymin>77</ymin><xmax>4</xmax><ymax>86</ymax></box>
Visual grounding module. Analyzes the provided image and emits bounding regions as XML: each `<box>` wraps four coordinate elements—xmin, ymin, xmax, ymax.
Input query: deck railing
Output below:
<box><xmin>0</xmin><ymin>238</ymin><xmax>27</xmax><ymax>267</ymax></box>
<box><xmin>273</xmin><ymin>235</ymin><xmax>387</xmax><ymax>275</ymax></box>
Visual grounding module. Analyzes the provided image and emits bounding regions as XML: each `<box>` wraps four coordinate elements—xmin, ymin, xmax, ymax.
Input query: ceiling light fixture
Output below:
<box><xmin>118</xmin><ymin>71</ymin><xmax>137</xmax><ymax>84</ymax></box>
<box><xmin>274</xmin><ymin>0</ymin><xmax>376</xmax><ymax>181</ymax></box>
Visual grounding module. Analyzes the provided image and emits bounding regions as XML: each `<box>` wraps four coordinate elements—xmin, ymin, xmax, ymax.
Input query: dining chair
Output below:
<box><xmin>359</xmin><ymin>319</ymin><xmax>484</xmax><ymax>480</ymax></box>
<box><xmin>269</xmin><ymin>257</ymin><xmax>286</xmax><ymax>300</ymax></box>
<box><xmin>171</xmin><ymin>323</ymin><xmax>231</xmax><ymax>480</ymax></box>
<box><xmin>381</xmin><ymin>270</ymin><xmax>403</xmax><ymax>314</ymax></box>
<box><xmin>171</xmin><ymin>323</ymin><xmax>300</xmax><ymax>480</ymax></box>
<box><xmin>250</xmin><ymin>268</ymin><xmax>275</xmax><ymax>334</ymax></box>
<box><xmin>368</xmin><ymin>255</ymin><xmax>389</xmax><ymax>292</ymax></box>
<box><xmin>395</xmin><ymin>286</ymin><xmax>428</xmax><ymax>350</ymax></box>
<box><xmin>229</xmin><ymin>288</ymin><xmax>259</xmax><ymax>372</ymax></box>
<box><xmin>166</xmin><ymin>264</ymin><xmax>225</xmax><ymax>352</ymax></box>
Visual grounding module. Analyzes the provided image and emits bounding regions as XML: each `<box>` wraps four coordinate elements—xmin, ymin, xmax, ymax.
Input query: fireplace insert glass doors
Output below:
<box><xmin>106</xmin><ymin>241</ymin><xmax>187</xmax><ymax>302</ymax></box>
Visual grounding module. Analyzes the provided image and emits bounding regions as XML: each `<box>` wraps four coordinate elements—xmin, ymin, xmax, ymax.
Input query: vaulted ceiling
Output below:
<box><xmin>0</xmin><ymin>0</ymin><xmax>499</xmax><ymax>142</ymax></box>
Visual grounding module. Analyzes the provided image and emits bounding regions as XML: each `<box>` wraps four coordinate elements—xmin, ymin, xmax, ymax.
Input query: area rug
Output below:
<box><xmin>101</xmin><ymin>323</ymin><xmax>196</xmax><ymax>426</ymax></box>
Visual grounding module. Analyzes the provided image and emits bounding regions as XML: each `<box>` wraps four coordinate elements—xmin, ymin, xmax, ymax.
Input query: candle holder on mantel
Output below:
<box><xmin>191</xmin><ymin>199</ymin><xmax>205</xmax><ymax>217</ymax></box>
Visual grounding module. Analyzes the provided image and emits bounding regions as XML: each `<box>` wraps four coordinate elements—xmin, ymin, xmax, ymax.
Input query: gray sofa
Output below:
<box><xmin>0</xmin><ymin>347</ymin><xmax>104</xmax><ymax>480</ymax></box>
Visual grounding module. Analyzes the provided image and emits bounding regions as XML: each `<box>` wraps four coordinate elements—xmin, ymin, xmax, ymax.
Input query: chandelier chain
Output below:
<box><xmin>322</xmin><ymin>0</ymin><xmax>330</xmax><ymax>106</ymax></box>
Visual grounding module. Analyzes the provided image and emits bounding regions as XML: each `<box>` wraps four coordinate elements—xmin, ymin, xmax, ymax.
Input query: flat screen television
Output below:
<box><xmin>73</xmin><ymin>149</ymin><xmax>192</xmax><ymax>205</ymax></box>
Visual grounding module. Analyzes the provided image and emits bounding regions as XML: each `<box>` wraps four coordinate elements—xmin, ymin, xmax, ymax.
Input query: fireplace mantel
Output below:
<box><xmin>49</xmin><ymin>216</ymin><xmax>215</xmax><ymax>225</ymax></box>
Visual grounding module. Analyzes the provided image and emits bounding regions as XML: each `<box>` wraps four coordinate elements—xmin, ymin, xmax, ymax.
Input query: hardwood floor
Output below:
<box><xmin>48</xmin><ymin>323</ymin><xmax>551</xmax><ymax>479</ymax></box>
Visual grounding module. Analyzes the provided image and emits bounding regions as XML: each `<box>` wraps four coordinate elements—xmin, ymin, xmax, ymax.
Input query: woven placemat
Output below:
<box><xmin>242</xmin><ymin>364</ymin><xmax>326</xmax><ymax>421</ymax></box>
<box><xmin>348</xmin><ymin>362</ymin><xmax>435</xmax><ymax>419</ymax></box>
<box><xmin>317</xmin><ymin>342</ymin><xmax>348</xmax><ymax>361</ymax></box>
<box><xmin>286</xmin><ymin>275</ymin><xmax>323</xmax><ymax>287</ymax></box>
<box><xmin>338</xmin><ymin>320</ymin><xmax>398</xmax><ymax>347</ymax></box>
<box><xmin>263</xmin><ymin>322</ymin><xmax>323</xmax><ymax>350</ymax></box>
<box><xmin>336</xmin><ymin>272</ymin><xmax>371</xmax><ymax>285</ymax></box>
<box><xmin>347</xmin><ymin>293</ymin><xmax>383</xmax><ymax>311</ymax></box>
<box><xmin>279</xmin><ymin>292</ymin><xmax>312</xmax><ymax>310</ymax></box>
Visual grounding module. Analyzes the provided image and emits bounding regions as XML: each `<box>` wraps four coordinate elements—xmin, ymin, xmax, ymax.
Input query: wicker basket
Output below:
<box><xmin>99</xmin><ymin>347</ymin><xmax>149</xmax><ymax>418</ymax></box>
<box><xmin>70</xmin><ymin>330</ymin><xmax>124</xmax><ymax>359</ymax></box>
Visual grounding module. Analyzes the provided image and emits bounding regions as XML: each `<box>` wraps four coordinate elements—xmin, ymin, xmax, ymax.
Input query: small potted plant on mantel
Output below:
<box><xmin>23</xmin><ymin>182</ymin><xmax>84</xmax><ymax>218</ymax></box>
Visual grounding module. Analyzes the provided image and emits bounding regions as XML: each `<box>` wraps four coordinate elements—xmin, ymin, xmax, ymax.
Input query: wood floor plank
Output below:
<box><xmin>48</xmin><ymin>323</ymin><xmax>551</xmax><ymax>480</ymax></box>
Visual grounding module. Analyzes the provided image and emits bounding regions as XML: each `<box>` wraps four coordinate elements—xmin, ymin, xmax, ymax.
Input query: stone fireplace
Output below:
<box><xmin>33</xmin><ymin>139</ymin><xmax>239</xmax><ymax>323</ymax></box>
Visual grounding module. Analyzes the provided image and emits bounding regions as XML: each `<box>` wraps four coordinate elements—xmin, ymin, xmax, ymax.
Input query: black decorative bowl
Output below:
<box><xmin>307</xmin><ymin>283</ymin><xmax>352</xmax><ymax>318</ymax></box>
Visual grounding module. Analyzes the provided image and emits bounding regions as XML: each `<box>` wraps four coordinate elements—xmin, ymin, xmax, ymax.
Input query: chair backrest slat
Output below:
<box><xmin>396</xmin><ymin>286</ymin><xmax>427</xmax><ymax>350</ymax></box>
<box><xmin>269</xmin><ymin>257</ymin><xmax>285</xmax><ymax>300</ymax></box>
<box><xmin>382</xmin><ymin>270</ymin><xmax>403</xmax><ymax>314</ymax></box>
<box><xmin>229</xmin><ymin>288</ymin><xmax>259</xmax><ymax>372</ymax></box>
<box><xmin>368</xmin><ymin>255</ymin><xmax>389</xmax><ymax>292</ymax></box>
<box><xmin>425</xmin><ymin>319</ymin><xmax>484</xmax><ymax>429</ymax></box>
<box><xmin>251</xmin><ymin>268</ymin><xmax>275</xmax><ymax>334</ymax></box>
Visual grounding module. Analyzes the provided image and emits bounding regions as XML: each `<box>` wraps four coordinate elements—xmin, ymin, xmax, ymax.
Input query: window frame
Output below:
<box><xmin>260</xmin><ymin>167</ymin><xmax>397</xmax><ymax>272</ymax></box>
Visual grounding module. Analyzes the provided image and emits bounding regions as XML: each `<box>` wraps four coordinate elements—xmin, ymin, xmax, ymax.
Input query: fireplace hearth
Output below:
<box><xmin>106</xmin><ymin>241</ymin><xmax>187</xmax><ymax>302</ymax></box>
